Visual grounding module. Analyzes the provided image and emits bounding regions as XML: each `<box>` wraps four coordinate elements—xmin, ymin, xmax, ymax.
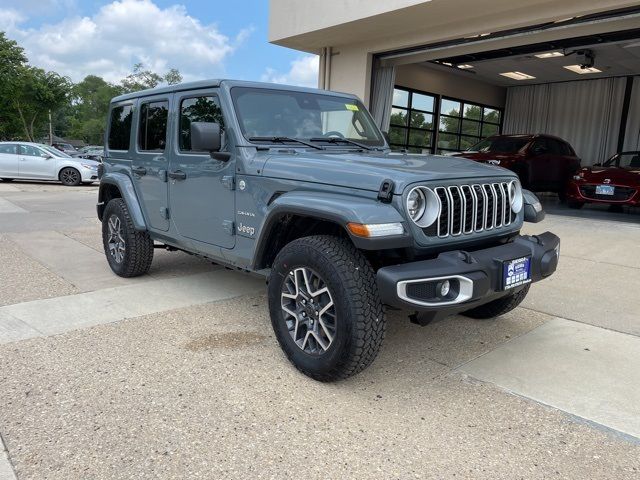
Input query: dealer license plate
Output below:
<box><xmin>596</xmin><ymin>185</ymin><xmax>615</xmax><ymax>195</ymax></box>
<box><xmin>503</xmin><ymin>256</ymin><xmax>531</xmax><ymax>290</ymax></box>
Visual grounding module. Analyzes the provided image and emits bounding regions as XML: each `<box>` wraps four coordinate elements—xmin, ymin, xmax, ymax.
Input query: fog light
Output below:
<box><xmin>438</xmin><ymin>280</ymin><xmax>450</xmax><ymax>297</ymax></box>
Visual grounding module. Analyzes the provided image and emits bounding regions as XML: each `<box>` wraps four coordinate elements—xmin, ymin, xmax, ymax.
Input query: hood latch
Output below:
<box><xmin>377</xmin><ymin>179</ymin><xmax>394</xmax><ymax>203</ymax></box>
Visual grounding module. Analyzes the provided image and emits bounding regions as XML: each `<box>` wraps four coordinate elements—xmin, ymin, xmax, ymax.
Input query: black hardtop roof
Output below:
<box><xmin>110</xmin><ymin>79</ymin><xmax>358</xmax><ymax>104</ymax></box>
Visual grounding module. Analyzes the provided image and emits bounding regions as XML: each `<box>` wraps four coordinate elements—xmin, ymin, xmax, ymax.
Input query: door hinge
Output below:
<box><xmin>221</xmin><ymin>175</ymin><xmax>235</xmax><ymax>190</ymax></box>
<box><xmin>222</xmin><ymin>220</ymin><xmax>235</xmax><ymax>235</ymax></box>
<box><xmin>160</xmin><ymin>207</ymin><xmax>170</xmax><ymax>219</ymax></box>
<box><xmin>158</xmin><ymin>169</ymin><xmax>167</xmax><ymax>182</ymax></box>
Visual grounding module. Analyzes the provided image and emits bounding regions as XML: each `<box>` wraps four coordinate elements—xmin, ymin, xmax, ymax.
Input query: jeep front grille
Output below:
<box><xmin>425</xmin><ymin>182</ymin><xmax>516</xmax><ymax>238</ymax></box>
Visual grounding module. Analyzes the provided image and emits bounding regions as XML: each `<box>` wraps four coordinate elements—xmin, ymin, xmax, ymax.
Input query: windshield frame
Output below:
<box><xmin>604</xmin><ymin>152</ymin><xmax>640</xmax><ymax>168</ymax></box>
<box><xmin>230</xmin><ymin>86</ymin><xmax>386</xmax><ymax>148</ymax></box>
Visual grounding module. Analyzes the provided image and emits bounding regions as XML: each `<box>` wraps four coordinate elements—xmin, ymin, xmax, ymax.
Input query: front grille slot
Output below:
<box><xmin>425</xmin><ymin>181</ymin><xmax>515</xmax><ymax>238</ymax></box>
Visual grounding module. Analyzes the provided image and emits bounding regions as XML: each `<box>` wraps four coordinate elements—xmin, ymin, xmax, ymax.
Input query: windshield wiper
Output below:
<box><xmin>248</xmin><ymin>136</ymin><xmax>324</xmax><ymax>150</ymax></box>
<box><xmin>309</xmin><ymin>137</ymin><xmax>374</xmax><ymax>151</ymax></box>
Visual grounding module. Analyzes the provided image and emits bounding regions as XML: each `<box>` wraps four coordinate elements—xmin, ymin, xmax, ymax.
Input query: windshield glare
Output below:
<box><xmin>231</xmin><ymin>87</ymin><xmax>384</xmax><ymax>146</ymax></box>
<box><xmin>41</xmin><ymin>145</ymin><xmax>71</xmax><ymax>158</ymax></box>
<box><xmin>605</xmin><ymin>152</ymin><xmax>640</xmax><ymax>168</ymax></box>
<box><xmin>468</xmin><ymin>137</ymin><xmax>529</xmax><ymax>154</ymax></box>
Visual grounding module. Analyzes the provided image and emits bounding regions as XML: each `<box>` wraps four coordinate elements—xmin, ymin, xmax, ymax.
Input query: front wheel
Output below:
<box><xmin>268</xmin><ymin>235</ymin><xmax>386</xmax><ymax>381</ymax></box>
<box><xmin>59</xmin><ymin>167</ymin><xmax>81</xmax><ymax>186</ymax></box>
<box><xmin>462</xmin><ymin>284</ymin><xmax>530</xmax><ymax>319</ymax></box>
<box><xmin>102</xmin><ymin>198</ymin><xmax>154</xmax><ymax>277</ymax></box>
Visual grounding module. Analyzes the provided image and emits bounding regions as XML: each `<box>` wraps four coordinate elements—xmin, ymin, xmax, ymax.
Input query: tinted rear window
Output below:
<box><xmin>468</xmin><ymin>137</ymin><xmax>529</xmax><ymax>153</ymax></box>
<box><xmin>108</xmin><ymin>105</ymin><xmax>133</xmax><ymax>150</ymax></box>
<box><xmin>138</xmin><ymin>101</ymin><xmax>169</xmax><ymax>151</ymax></box>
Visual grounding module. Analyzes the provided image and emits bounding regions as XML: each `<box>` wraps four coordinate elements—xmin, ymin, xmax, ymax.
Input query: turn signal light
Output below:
<box><xmin>347</xmin><ymin>222</ymin><xmax>404</xmax><ymax>238</ymax></box>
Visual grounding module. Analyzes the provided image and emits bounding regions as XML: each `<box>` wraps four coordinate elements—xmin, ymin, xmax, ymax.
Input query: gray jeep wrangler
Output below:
<box><xmin>98</xmin><ymin>80</ymin><xmax>559</xmax><ymax>381</ymax></box>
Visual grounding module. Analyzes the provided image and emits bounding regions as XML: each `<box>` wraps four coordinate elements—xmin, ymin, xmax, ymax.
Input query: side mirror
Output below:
<box><xmin>190</xmin><ymin>122</ymin><xmax>221</xmax><ymax>152</ymax></box>
<box><xmin>522</xmin><ymin>189</ymin><xmax>545</xmax><ymax>223</ymax></box>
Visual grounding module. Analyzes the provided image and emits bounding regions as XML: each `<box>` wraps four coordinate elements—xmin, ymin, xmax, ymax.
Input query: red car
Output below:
<box><xmin>452</xmin><ymin>134</ymin><xmax>581</xmax><ymax>198</ymax></box>
<box><xmin>566</xmin><ymin>151</ymin><xmax>640</xmax><ymax>209</ymax></box>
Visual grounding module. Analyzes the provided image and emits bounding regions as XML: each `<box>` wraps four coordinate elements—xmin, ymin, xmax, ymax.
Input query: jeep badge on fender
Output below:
<box><xmin>97</xmin><ymin>80</ymin><xmax>559</xmax><ymax>382</ymax></box>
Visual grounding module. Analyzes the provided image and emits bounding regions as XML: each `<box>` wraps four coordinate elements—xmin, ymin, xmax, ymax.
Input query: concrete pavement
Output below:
<box><xmin>0</xmin><ymin>181</ymin><xmax>639</xmax><ymax>479</ymax></box>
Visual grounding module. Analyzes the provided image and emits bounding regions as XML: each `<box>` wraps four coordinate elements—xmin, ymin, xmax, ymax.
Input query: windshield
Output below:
<box><xmin>231</xmin><ymin>87</ymin><xmax>385</xmax><ymax>147</ymax></box>
<box><xmin>41</xmin><ymin>145</ymin><xmax>71</xmax><ymax>158</ymax></box>
<box><xmin>467</xmin><ymin>137</ymin><xmax>529</xmax><ymax>153</ymax></box>
<box><xmin>604</xmin><ymin>152</ymin><xmax>640</xmax><ymax>168</ymax></box>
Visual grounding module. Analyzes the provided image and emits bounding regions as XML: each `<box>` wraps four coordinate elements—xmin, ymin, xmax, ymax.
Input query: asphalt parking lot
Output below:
<box><xmin>0</xmin><ymin>181</ymin><xmax>639</xmax><ymax>479</ymax></box>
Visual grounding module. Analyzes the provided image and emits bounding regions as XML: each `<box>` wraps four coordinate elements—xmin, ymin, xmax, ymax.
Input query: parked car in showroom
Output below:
<box><xmin>451</xmin><ymin>134</ymin><xmax>581</xmax><ymax>199</ymax></box>
<box><xmin>0</xmin><ymin>142</ymin><xmax>100</xmax><ymax>186</ymax></box>
<box><xmin>566</xmin><ymin>151</ymin><xmax>640</xmax><ymax>209</ymax></box>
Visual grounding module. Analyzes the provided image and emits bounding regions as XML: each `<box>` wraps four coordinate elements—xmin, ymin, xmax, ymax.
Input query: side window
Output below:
<box><xmin>0</xmin><ymin>144</ymin><xmax>17</xmax><ymax>154</ymax></box>
<box><xmin>20</xmin><ymin>145</ymin><xmax>48</xmax><ymax>157</ymax></box>
<box><xmin>531</xmin><ymin>139</ymin><xmax>548</xmax><ymax>155</ymax></box>
<box><xmin>179</xmin><ymin>96</ymin><xmax>224</xmax><ymax>151</ymax></box>
<box><xmin>560</xmin><ymin>141</ymin><xmax>574</xmax><ymax>156</ymax></box>
<box><xmin>138</xmin><ymin>101</ymin><xmax>169</xmax><ymax>151</ymax></box>
<box><xmin>547</xmin><ymin>139</ymin><xmax>564</xmax><ymax>156</ymax></box>
<box><xmin>108</xmin><ymin>105</ymin><xmax>133</xmax><ymax>151</ymax></box>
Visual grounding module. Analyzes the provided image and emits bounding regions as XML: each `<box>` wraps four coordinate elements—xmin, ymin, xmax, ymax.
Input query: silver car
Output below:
<box><xmin>0</xmin><ymin>142</ymin><xmax>100</xmax><ymax>186</ymax></box>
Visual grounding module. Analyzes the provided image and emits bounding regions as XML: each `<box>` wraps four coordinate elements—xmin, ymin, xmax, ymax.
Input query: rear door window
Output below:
<box><xmin>0</xmin><ymin>144</ymin><xmax>17</xmax><ymax>154</ymax></box>
<box><xmin>138</xmin><ymin>101</ymin><xmax>169</xmax><ymax>151</ymax></box>
<box><xmin>108</xmin><ymin>105</ymin><xmax>133</xmax><ymax>151</ymax></box>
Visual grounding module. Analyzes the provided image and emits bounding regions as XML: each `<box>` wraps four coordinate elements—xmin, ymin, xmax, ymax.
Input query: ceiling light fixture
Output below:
<box><xmin>563</xmin><ymin>64</ymin><xmax>602</xmax><ymax>74</ymax></box>
<box><xmin>457</xmin><ymin>64</ymin><xmax>474</xmax><ymax>69</ymax></box>
<box><xmin>534</xmin><ymin>51</ymin><xmax>564</xmax><ymax>58</ymax></box>
<box><xmin>499</xmin><ymin>71</ymin><xmax>536</xmax><ymax>80</ymax></box>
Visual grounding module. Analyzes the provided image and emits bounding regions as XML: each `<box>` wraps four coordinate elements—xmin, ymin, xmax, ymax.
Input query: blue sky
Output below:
<box><xmin>0</xmin><ymin>0</ymin><xmax>318</xmax><ymax>86</ymax></box>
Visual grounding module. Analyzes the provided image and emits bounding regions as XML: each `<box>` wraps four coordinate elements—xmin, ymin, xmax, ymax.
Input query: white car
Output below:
<box><xmin>0</xmin><ymin>141</ymin><xmax>100</xmax><ymax>186</ymax></box>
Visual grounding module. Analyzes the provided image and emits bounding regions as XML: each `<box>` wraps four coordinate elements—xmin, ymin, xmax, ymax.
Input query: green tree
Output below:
<box><xmin>68</xmin><ymin>75</ymin><xmax>123</xmax><ymax>144</ymax></box>
<box><xmin>12</xmin><ymin>66</ymin><xmax>72</xmax><ymax>141</ymax></box>
<box><xmin>121</xmin><ymin>63</ymin><xmax>183</xmax><ymax>93</ymax></box>
<box><xmin>0</xmin><ymin>32</ymin><xmax>28</xmax><ymax>139</ymax></box>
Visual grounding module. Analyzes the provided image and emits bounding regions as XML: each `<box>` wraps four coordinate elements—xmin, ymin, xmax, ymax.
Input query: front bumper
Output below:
<box><xmin>377</xmin><ymin>232</ymin><xmax>559</xmax><ymax>320</ymax></box>
<box><xmin>567</xmin><ymin>181</ymin><xmax>640</xmax><ymax>205</ymax></box>
<box><xmin>80</xmin><ymin>167</ymin><xmax>99</xmax><ymax>182</ymax></box>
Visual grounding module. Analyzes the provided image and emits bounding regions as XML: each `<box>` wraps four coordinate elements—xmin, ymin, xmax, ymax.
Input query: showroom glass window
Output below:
<box><xmin>389</xmin><ymin>88</ymin><xmax>436</xmax><ymax>153</ymax></box>
<box><xmin>438</xmin><ymin>98</ymin><xmax>502</xmax><ymax>154</ymax></box>
<box><xmin>138</xmin><ymin>101</ymin><xmax>169</xmax><ymax>151</ymax></box>
<box><xmin>179</xmin><ymin>96</ymin><xmax>225</xmax><ymax>151</ymax></box>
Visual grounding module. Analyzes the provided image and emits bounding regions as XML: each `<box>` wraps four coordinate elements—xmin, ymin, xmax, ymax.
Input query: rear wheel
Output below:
<box><xmin>102</xmin><ymin>198</ymin><xmax>154</xmax><ymax>277</ymax></box>
<box><xmin>268</xmin><ymin>235</ymin><xmax>386</xmax><ymax>381</ymax></box>
<box><xmin>462</xmin><ymin>284</ymin><xmax>530</xmax><ymax>319</ymax></box>
<box><xmin>59</xmin><ymin>167</ymin><xmax>81</xmax><ymax>186</ymax></box>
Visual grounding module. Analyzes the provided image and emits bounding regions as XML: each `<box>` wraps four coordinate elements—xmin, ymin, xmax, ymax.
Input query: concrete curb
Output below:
<box><xmin>0</xmin><ymin>433</ymin><xmax>17</xmax><ymax>480</ymax></box>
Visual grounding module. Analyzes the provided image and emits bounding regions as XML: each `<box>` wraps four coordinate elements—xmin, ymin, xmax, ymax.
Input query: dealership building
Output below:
<box><xmin>269</xmin><ymin>1</ymin><xmax>640</xmax><ymax>166</ymax></box>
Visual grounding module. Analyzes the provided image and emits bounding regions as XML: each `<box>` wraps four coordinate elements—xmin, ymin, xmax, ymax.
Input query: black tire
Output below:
<box><xmin>1</xmin><ymin>178</ymin><xmax>14</xmax><ymax>182</ymax></box>
<box><xmin>59</xmin><ymin>167</ymin><xmax>81</xmax><ymax>186</ymax></box>
<box><xmin>567</xmin><ymin>199</ymin><xmax>584</xmax><ymax>209</ymax></box>
<box><xmin>268</xmin><ymin>235</ymin><xmax>386</xmax><ymax>381</ymax></box>
<box><xmin>102</xmin><ymin>198</ymin><xmax>154</xmax><ymax>277</ymax></box>
<box><xmin>462</xmin><ymin>284</ymin><xmax>530</xmax><ymax>319</ymax></box>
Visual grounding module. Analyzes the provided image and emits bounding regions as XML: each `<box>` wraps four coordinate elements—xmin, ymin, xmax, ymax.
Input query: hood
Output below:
<box><xmin>261</xmin><ymin>150</ymin><xmax>516</xmax><ymax>193</ymax></box>
<box><xmin>580</xmin><ymin>166</ymin><xmax>640</xmax><ymax>185</ymax></box>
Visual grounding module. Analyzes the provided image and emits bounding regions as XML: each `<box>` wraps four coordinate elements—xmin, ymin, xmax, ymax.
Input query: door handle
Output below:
<box><xmin>131</xmin><ymin>166</ymin><xmax>147</xmax><ymax>176</ymax></box>
<box><xmin>168</xmin><ymin>170</ymin><xmax>187</xmax><ymax>180</ymax></box>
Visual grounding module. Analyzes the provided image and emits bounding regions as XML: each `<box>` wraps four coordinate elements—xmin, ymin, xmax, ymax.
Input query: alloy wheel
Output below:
<box><xmin>280</xmin><ymin>267</ymin><xmax>337</xmax><ymax>355</ymax></box>
<box><xmin>107</xmin><ymin>214</ymin><xmax>126</xmax><ymax>264</ymax></box>
<box><xmin>61</xmin><ymin>168</ymin><xmax>79</xmax><ymax>185</ymax></box>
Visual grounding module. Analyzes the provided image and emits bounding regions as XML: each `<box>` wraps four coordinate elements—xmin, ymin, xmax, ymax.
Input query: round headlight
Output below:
<box><xmin>406</xmin><ymin>186</ymin><xmax>440</xmax><ymax>228</ymax></box>
<box><xmin>407</xmin><ymin>187</ymin><xmax>426</xmax><ymax>221</ymax></box>
<box><xmin>508</xmin><ymin>180</ymin><xmax>523</xmax><ymax>213</ymax></box>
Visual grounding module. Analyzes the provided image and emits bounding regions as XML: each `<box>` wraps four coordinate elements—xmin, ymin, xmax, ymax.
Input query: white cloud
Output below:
<box><xmin>261</xmin><ymin>55</ymin><xmax>319</xmax><ymax>88</ymax></box>
<box><xmin>2</xmin><ymin>0</ymin><xmax>249</xmax><ymax>83</ymax></box>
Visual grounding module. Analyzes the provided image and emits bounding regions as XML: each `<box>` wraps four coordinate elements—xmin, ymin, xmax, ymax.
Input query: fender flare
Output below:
<box><xmin>251</xmin><ymin>191</ymin><xmax>412</xmax><ymax>268</ymax></box>
<box><xmin>97</xmin><ymin>172</ymin><xmax>147</xmax><ymax>231</ymax></box>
